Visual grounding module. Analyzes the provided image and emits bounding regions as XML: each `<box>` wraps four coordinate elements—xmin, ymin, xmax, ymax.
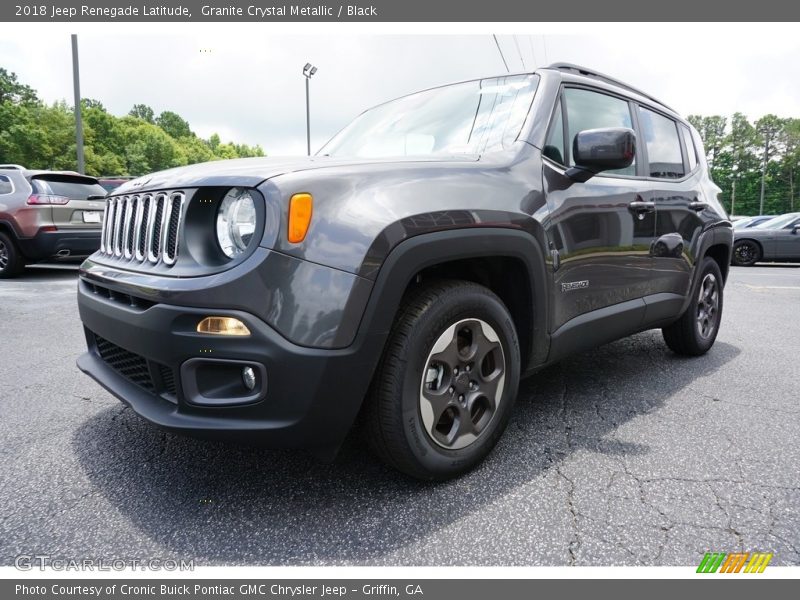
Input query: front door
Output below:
<box><xmin>542</xmin><ymin>86</ymin><xmax>658</xmax><ymax>331</ymax></box>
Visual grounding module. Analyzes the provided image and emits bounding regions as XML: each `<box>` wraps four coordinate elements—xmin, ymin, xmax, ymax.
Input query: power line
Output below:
<box><xmin>513</xmin><ymin>35</ymin><xmax>526</xmax><ymax>70</ymax></box>
<box><xmin>492</xmin><ymin>34</ymin><xmax>510</xmax><ymax>73</ymax></box>
<box><xmin>527</xmin><ymin>35</ymin><xmax>538</xmax><ymax>68</ymax></box>
<box><xmin>542</xmin><ymin>35</ymin><xmax>549</xmax><ymax>65</ymax></box>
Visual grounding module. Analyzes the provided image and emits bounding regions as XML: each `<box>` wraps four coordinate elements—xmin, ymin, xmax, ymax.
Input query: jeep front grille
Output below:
<box><xmin>100</xmin><ymin>192</ymin><xmax>184</xmax><ymax>266</ymax></box>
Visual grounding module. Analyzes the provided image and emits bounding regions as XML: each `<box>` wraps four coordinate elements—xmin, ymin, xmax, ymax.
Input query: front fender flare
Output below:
<box><xmin>354</xmin><ymin>227</ymin><xmax>550</xmax><ymax>370</ymax></box>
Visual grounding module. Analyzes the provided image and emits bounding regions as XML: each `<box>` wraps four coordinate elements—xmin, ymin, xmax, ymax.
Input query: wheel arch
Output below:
<box><xmin>357</xmin><ymin>228</ymin><xmax>550</xmax><ymax>373</ymax></box>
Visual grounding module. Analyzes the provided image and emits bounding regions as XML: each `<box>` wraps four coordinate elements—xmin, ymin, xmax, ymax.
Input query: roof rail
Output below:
<box><xmin>0</xmin><ymin>164</ymin><xmax>25</xmax><ymax>170</ymax></box>
<box><xmin>546</xmin><ymin>63</ymin><xmax>676</xmax><ymax>113</ymax></box>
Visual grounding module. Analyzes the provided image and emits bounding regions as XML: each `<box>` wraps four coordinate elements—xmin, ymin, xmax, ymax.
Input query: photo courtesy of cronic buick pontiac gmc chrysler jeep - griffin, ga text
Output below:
<box><xmin>74</xmin><ymin>64</ymin><xmax>732</xmax><ymax>480</ymax></box>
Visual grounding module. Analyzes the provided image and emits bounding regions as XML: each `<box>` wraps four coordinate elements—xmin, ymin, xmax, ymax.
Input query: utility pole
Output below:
<box><xmin>71</xmin><ymin>34</ymin><xmax>85</xmax><ymax>174</ymax></box>
<box><xmin>759</xmin><ymin>131</ymin><xmax>769</xmax><ymax>216</ymax></box>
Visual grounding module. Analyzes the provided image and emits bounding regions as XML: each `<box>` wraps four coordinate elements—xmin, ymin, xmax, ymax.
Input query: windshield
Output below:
<box><xmin>733</xmin><ymin>218</ymin><xmax>754</xmax><ymax>229</ymax></box>
<box><xmin>755</xmin><ymin>213</ymin><xmax>800</xmax><ymax>229</ymax></box>
<box><xmin>320</xmin><ymin>74</ymin><xmax>538</xmax><ymax>158</ymax></box>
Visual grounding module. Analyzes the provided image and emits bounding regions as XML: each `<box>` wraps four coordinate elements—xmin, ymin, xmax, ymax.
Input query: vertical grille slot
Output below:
<box><xmin>136</xmin><ymin>195</ymin><xmax>151</xmax><ymax>260</ymax></box>
<box><xmin>101</xmin><ymin>199</ymin><xmax>113</xmax><ymax>254</ymax></box>
<box><xmin>113</xmin><ymin>197</ymin><xmax>125</xmax><ymax>256</ymax></box>
<box><xmin>148</xmin><ymin>194</ymin><xmax>165</xmax><ymax>262</ymax></box>
<box><xmin>164</xmin><ymin>194</ymin><xmax>182</xmax><ymax>264</ymax></box>
<box><xmin>123</xmin><ymin>197</ymin><xmax>135</xmax><ymax>258</ymax></box>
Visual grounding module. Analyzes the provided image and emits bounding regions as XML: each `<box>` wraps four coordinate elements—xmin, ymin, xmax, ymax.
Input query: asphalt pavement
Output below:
<box><xmin>0</xmin><ymin>263</ymin><xmax>798</xmax><ymax>566</ymax></box>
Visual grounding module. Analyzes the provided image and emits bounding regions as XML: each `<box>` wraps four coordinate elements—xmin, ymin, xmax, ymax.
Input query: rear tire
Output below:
<box><xmin>0</xmin><ymin>231</ymin><xmax>25</xmax><ymax>278</ymax></box>
<box><xmin>364</xmin><ymin>280</ymin><xmax>520</xmax><ymax>480</ymax></box>
<box><xmin>662</xmin><ymin>257</ymin><xmax>724</xmax><ymax>356</ymax></box>
<box><xmin>732</xmin><ymin>239</ymin><xmax>761</xmax><ymax>266</ymax></box>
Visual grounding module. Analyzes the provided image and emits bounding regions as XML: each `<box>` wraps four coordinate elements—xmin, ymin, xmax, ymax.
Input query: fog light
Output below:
<box><xmin>242</xmin><ymin>366</ymin><xmax>256</xmax><ymax>391</ymax></box>
<box><xmin>197</xmin><ymin>316</ymin><xmax>251</xmax><ymax>336</ymax></box>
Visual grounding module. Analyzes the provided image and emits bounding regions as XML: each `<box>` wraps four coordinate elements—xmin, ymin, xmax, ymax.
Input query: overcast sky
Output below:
<box><xmin>1</xmin><ymin>30</ymin><xmax>798</xmax><ymax>155</ymax></box>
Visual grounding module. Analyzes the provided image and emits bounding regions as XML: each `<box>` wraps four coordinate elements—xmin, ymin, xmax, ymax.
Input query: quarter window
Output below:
<box><xmin>543</xmin><ymin>102</ymin><xmax>565</xmax><ymax>165</ymax></box>
<box><xmin>0</xmin><ymin>175</ymin><xmax>12</xmax><ymax>195</ymax></box>
<box><xmin>563</xmin><ymin>88</ymin><xmax>635</xmax><ymax>176</ymax></box>
<box><xmin>638</xmin><ymin>107</ymin><xmax>685</xmax><ymax>179</ymax></box>
<box><xmin>681</xmin><ymin>125</ymin><xmax>698</xmax><ymax>172</ymax></box>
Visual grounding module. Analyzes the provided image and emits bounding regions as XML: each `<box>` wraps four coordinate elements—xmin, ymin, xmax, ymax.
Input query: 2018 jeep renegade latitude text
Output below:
<box><xmin>76</xmin><ymin>64</ymin><xmax>732</xmax><ymax>479</ymax></box>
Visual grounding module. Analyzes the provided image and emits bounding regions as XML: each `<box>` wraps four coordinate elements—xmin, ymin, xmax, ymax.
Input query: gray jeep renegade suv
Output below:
<box><xmin>76</xmin><ymin>64</ymin><xmax>732</xmax><ymax>479</ymax></box>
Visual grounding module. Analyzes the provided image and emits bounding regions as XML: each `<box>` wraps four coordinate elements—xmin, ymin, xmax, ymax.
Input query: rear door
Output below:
<box><xmin>542</xmin><ymin>86</ymin><xmax>659</xmax><ymax>331</ymax></box>
<box><xmin>637</xmin><ymin>108</ymin><xmax>704</xmax><ymax>301</ymax></box>
<box><xmin>29</xmin><ymin>175</ymin><xmax>107</xmax><ymax>231</ymax></box>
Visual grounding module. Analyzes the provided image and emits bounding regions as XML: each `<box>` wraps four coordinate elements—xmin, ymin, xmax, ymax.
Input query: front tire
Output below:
<box><xmin>732</xmin><ymin>239</ymin><xmax>761</xmax><ymax>266</ymax></box>
<box><xmin>662</xmin><ymin>257</ymin><xmax>724</xmax><ymax>356</ymax></box>
<box><xmin>364</xmin><ymin>280</ymin><xmax>520</xmax><ymax>480</ymax></box>
<box><xmin>0</xmin><ymin>231</ymin><xmax>25</xmax><ymax>279</ymax></box>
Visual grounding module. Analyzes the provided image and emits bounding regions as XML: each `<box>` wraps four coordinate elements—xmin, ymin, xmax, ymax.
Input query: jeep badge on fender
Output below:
<box><xmin>75</xmin><ymin>64</ymin><xmax>732</xmax><ymax>480</ymax></box>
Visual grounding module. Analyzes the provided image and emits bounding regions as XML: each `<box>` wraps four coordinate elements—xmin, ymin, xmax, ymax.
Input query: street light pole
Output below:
<box><xmin>305</xmin><ymin>76</ymin><xmax>310</xmax><ymax>156</ymax></box>
<box><xmin>302</xmin><ymin>63</ymin><xmax>317</xmax><ymax>157</ymax></box>
<box><xmin>71</xmin><ymin>34</ymin><xmax>85</xmax><ymax>174</ymax></box>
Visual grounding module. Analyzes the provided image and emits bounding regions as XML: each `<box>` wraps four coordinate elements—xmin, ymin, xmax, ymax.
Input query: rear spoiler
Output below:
<box><xmin>28</xmin><ymin>172</ymin><xmax>100</xmax><ymax>185</ymax></box>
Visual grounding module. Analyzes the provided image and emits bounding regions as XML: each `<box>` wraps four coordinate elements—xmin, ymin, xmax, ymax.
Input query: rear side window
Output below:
<box><xmin>638</xmin><ymin>107</ymin><xmax>685</xmax><ymax>179</ymax></box>
<box><xmin>31</xmin><ymin>178</ymin><xmax>106</xmax><ymax>199</ymax></box>
<box><xmin>681</xmin><ymin>125</ymin><xmax>698</xmax><ymax>172</ymax></box>
<box><xmin>563</xmin><ymin>88</ymin><xmax>635</xmax><ymax>176</ymax></box>
<box><xmin>0</xmin><ymin>175</ymin><xmax>12</xmax><ymax>195</ymax></box>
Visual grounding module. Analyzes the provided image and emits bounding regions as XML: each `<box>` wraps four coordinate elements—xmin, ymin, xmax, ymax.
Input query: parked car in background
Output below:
<box><xmin>732</xmin><ymin>215</ymin><xmax>775</xmax><ymax>230</ymax></box>
<box><xmin>98</xmin><ymin>176</ymin><xmax>134</xmax><ymax>194</ymax></box>
<box><xmin>0</xmin><ymin>165</ymin><xmax>107</xmax><ymax>277</ymax></box>
<box><xmin>732</xmin><ymin>212</ymin><xmax>800</xmax><ymax>266</ymax></box>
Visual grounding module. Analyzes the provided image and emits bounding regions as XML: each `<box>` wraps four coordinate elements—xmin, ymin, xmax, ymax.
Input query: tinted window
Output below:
<box><xmin>681</xmin><ymin>125</ymin><xmax>698</xmax><ymax>172</ymax></box>
<box><xmin>638</xmin><ymin>107</ymin><xmax>685</xmax><ymax>179</ymax></box>
<box><xmin>31</xmin><ymin>177</ymin><xmax>106</xmax><ymax>199</ymax></box>
<box><xmin>563</xmin><ymin>88</ymin><xmax>635</xmax><ymax>176</ymax></box>
<box><xmin>0</xmin><ymin>175</ymin><xmax>12</xmax><ymax>195</ymax></box>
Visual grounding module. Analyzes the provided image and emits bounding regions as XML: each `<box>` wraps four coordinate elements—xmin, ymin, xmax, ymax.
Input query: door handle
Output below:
<box><xmin>689</xmin><ymin>201</ymin><xmax>708</xmax><ymax>211</ymax></box>
<box><xmin>628</xmin><ymin>201</ymin><xmax>655</xmax><ymax>213</ymax></box>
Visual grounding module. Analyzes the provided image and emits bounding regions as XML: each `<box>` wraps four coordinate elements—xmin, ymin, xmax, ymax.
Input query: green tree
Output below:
<box><xmin>156</xmin><ymin>110</ymin><xmax>192</xmax><ymax>139</ymax></box>
<box><xmin>0</xmin><ymin>67</ymin><xmax>38</xmax><ymax>105</ymax></box>
<box><xmin>128</xmin><ymin>103</ymin><xmax>155</xmax><ymax>124</ymax></box>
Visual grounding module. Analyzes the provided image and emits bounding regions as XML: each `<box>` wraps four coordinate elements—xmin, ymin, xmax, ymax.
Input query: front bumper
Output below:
<box><xmin>76</xmin><ymin>279</ymin><xmax>384</xmax><ymax>449</ymax></box>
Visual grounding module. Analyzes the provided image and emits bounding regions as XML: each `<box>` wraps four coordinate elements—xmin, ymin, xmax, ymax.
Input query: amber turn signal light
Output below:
<box><xmin>197</xmin><ymin>316</ymin><xmax>251</xmax><ymax>336</ymax></box>
<box><xmin>288</xmin><ymin>193</ymin><xmax>313</xmax><ymax>243</ymax></box>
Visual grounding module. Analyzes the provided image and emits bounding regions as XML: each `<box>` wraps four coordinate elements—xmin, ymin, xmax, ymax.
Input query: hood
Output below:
<box><xmin>113</xmin><ymin>155</ymin><xmax>479</xmax><ymax>195</ymax></box>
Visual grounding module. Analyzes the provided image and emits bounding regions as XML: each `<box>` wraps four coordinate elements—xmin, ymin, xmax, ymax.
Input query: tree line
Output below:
<box><xmin>688</xmin><ymin>114</ymin><xmax>799</xmax><ymax>216</ymax></box>
<box><xmin>0</xmin><ymin>67</ymin><xmax>264</xmax><ymax>177</ymax></box>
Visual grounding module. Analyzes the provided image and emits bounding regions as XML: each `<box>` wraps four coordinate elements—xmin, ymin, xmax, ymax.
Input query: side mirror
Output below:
<box><xmin>566</xmin><ymin>128</ymin><xmax>636</xmax><ymax>183</ymax></box>
<box><xmin>792</xmin><ymin>224</ymin><xmax>800</xmax><ymax>235</ymax></box>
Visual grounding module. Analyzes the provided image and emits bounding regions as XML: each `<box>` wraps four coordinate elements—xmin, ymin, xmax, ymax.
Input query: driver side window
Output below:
<box><xmin>563</xmin><ymin>87</ymin><xmax>636</xmax><ymax>177</ymax></box>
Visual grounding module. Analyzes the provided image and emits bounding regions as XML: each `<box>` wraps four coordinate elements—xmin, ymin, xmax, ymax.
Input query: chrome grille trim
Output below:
<box><xmin>122</xmin><ymin>196</ymin><xmax>135</xmax><ymax>259</ymax></box>
<box><xmin>99</xmin><ymin>191</ymin><xmax>185</xmax><ymax>267</ymax></box>
<box><xmin>163</xmin><ymin>194</ymin><xmax>184</xmax><ymax>265</ymax></box>
<box><xmin>113</xmin><ymin>197</ymin><xmax>124</xmax><ymax>257</ymax></box>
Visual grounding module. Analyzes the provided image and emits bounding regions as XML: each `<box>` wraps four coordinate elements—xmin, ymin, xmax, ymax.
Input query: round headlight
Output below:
<box><xmin>216</xmin><ymin>188</ymin><xmax>256</xmax><ymax>258</ymax></box>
